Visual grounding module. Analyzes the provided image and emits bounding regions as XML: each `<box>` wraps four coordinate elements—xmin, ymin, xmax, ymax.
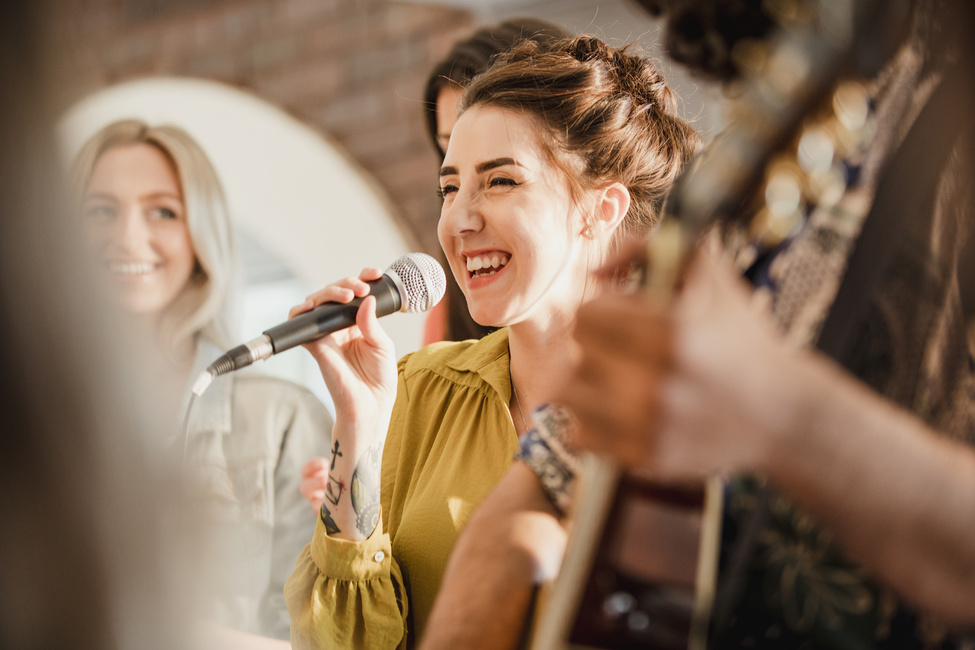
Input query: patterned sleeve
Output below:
<box><xmin>514</xmin><ymin>404</ymin><xmax>581</xmax><ymax>516</ymax></box>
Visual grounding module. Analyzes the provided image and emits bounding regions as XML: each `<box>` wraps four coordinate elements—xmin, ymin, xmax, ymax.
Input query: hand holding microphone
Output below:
<box><xmin>192</xmin><ymin>253</ymin><xmax>446</xmax><ymax>397</ymax></box>
<box><xmin>296</xmin><ymin>265</ymin><xmax>404</xmax><ymax>422</ymax></box>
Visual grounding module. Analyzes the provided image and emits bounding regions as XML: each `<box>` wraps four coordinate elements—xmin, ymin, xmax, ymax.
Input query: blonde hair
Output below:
<box><xmin>72</xmin><ymin>119</ymin><xmax>237</xmax><ymax>356</ymax></box>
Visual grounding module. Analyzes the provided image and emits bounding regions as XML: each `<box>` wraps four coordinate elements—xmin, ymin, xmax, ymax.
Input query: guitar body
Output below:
<box><xmin>566</xmin><ymin>474</ymin><xmax>722</xmax><ymax>650</ymax></box>
<box><xmin>530</xmin><ymin>457</ymin><xmax>722</xmax><ymax>650</ymax></box>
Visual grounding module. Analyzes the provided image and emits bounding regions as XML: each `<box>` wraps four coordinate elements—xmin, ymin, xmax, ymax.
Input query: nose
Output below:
<box><xmin>111</xmin><ymin>206</ymin><xmax>151</xmax><ymax>253</ymax></box>
<box><xmin>439</xmin><ymin>185</ymin><xmax>484</xmax><ymax>238</ymax></box>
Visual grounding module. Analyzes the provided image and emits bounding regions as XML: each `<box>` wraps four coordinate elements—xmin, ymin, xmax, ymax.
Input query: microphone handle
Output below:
<box><xmin>264</xmin><ymin>275</ymin><xmax>402</xmax><ymax>354</ymax></box>
<box><xmin>199</xmin><ymin>274</ymin><xmax>405</xmax><ymax>387</ymax></box>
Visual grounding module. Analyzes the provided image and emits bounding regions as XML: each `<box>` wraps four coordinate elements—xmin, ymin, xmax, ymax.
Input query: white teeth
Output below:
<box><xmin>465</xmin><ymin>253</ymin><xmax>509</xmax><ymax>275</ymax></box>
<box><xmin>108</xmin><ymin>262</ymin><xmax>156</xmax><ymax>276</ymax></box>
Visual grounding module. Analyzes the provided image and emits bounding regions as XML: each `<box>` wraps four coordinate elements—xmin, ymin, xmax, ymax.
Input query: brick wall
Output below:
<box><xmin>56</xmin><ymin>0</ymin><xmax>475</xmax><ymax>256</ymax></box>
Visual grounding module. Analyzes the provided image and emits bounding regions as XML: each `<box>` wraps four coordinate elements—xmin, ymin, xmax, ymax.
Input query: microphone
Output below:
<box><xmin>191</xmin><ymin>252</ymin><xmax>446</xmax><ymax>396</ymax></box>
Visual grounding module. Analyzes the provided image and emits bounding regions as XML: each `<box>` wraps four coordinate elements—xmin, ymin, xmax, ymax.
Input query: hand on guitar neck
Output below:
<box><xmin>559</xmin><ymin>243</ymin><xmax>791</xmax><ymax>483</ymax></box>
<box><xmin>555</xmin><ymin>241</ymin><xmax>975</xmax><ymax>632</ymax></box>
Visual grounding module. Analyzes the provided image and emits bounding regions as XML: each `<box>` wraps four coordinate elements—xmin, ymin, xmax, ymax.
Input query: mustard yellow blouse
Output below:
<box><xmin>285</xmin><ymin>328</ymin><xmax>519</xmax><ymax>649</ymax></box>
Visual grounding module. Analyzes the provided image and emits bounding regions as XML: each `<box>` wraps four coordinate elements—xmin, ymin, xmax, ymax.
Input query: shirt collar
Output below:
<box><xmin>444</xmin><ymin>327</ymin><xmax>512</xmax><ymax>402</ymax></box>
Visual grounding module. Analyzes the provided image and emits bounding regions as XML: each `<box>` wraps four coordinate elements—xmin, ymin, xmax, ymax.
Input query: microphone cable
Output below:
<box><xmin>181</xmin><ymin>390</ymin><xmax>198</xmax><ymax>465</ymax></box>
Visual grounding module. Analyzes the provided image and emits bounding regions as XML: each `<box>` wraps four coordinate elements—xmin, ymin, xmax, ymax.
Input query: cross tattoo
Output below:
<box><xmin>330</xmin><ymin>440</ymin><xmax>343</xmax><ymax>470</ymax></box>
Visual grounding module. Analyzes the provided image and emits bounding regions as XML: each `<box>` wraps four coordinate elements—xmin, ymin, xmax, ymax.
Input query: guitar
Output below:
<box><xmin>528</xmin><ymin>1</ymin><xmax>893</xmax><ymax>648</ymax></box>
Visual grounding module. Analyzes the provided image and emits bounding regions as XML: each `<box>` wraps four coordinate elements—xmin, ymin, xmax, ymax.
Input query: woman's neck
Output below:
<box><xmin>130</xmin><ymin>312</ymin><xmax>197</xmax><ymax>385</ymax></box>
<box><xmin>507</xmin><ymin>315</ymin><xmax>579</xmax><ymax>426</ymax></box>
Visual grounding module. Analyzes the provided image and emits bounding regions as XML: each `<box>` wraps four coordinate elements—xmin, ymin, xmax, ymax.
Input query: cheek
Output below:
<box><xmin>436</xmin><ymin>216</ymin><xmax>472</xmax><ymax>286</ymax></box>
<box><xmin>82</xmin><ymin>220</ymin><xmax>113</xmax><ymax>248</ymax></box>
<box><xmin>437</xmin><ymin>208</ymin><xmax>461</xmax><ymax>259</ymax></box>
<box><xmin>161</xmin><ymin>226</ymin><xmax>196</xmax><ymax>273</ymax></box>
<box><xmin>436</xmin><ymin>211</ymin><xmax>449</xmax><ymax>250</ymax></box>
<box><xmin>436</xmin><ymin>197</ymin><xmax>460</xmax><ymax>241</ymax></box>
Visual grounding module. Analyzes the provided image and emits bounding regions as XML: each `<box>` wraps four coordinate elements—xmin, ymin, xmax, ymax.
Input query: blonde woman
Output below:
<box><xmin>73</xmin><ymin>119</ymin><xmax>332</xmax><ymax>640</ymax></box>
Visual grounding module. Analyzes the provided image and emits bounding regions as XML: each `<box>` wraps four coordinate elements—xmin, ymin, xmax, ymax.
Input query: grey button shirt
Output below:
<box><xmin>181</xmin><ymin>343</ymin><xmax>332</xmax><ymax>639</ymax></box>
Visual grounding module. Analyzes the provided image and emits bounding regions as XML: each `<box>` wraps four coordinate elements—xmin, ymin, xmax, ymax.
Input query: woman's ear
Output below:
<box><xmin>590</xmin><ymin>182</ymin><xmax>630</xmax><ymax>237</ymax></box>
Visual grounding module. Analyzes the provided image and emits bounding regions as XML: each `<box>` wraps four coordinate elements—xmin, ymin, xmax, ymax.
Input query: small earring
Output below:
<box><xmin>584</xmin><ymin>226</ymin><xmax>595</xmax><ymax>239</ymax></box>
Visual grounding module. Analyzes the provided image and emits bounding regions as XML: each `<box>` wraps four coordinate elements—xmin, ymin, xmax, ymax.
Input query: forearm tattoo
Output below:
<box><xmin>351</xmin><ymin>444</ymin><xmax>381</xmax><ymax>536</ymax></box>
<box><xmin>319</xmin><ymin>443</ymin><xmax>382</xmax><ymax>537</ymax></box>
<box><xmin>329</xmin><ymin>440</ymin><xmax>343</xmax><ymax>469</ymax></box>
<box><xmin>320</xmin><ymin>502</ymin><xmax>341</xmax><ymax>535</ymax></box>
<box><xmin>325</xmin><ymin>474</ymin><xmax>345</xmax><ymax>506</ymax></box>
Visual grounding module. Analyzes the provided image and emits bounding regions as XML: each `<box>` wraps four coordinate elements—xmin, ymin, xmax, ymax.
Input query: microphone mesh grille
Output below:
<box><xmin>386</xmin><ymin>252</ymin><xmax>447</xmax><ymax>313</ymax></box>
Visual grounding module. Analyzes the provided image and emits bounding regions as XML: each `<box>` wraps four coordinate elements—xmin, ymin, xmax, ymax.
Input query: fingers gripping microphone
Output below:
<box><xmin>191</xmin><ymin>253</ymin><xmax>446</xmax><ymax>396</ymax></box>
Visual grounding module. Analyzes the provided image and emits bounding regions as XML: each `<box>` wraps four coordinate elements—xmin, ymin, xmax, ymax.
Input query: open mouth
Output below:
<box><xmin>466</xmin><ymin>252</ymin><xmax>509</xmax><ymax>279</ymax></box>
<box><xmin>107</xmin><ymin>261</ymin><xmax>158</xmax><ymax>276</ymax></box>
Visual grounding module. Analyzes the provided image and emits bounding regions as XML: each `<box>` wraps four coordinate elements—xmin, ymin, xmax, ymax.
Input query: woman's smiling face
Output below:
<box><xmin>437</xmin><ymin>105</ymin><xmax>590</xmax><ymax>328</ymax></box>
<box><xmin>82</xmin><ymin>143</ymin><xmax>196</xmax><ymax>318</ymax></box>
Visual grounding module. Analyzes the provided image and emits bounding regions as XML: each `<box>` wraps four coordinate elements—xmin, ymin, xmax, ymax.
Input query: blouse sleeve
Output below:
<box><xmin>285</xmin><ymin>357</ymin><xmax>416</xmax><ymax>650</ymax></box>
<box><xmin>285</xmin><ymin>513</ymin><xmax>409</xmax><ymax>650</ymax></box>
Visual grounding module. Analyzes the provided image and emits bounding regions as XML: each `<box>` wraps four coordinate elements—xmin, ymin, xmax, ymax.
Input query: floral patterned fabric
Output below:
<box><xmin>515</xmin><ymin>404</ymin><xmax>580</xmax><ymax>516</ymax></box>
<box><xmin>711</xmin><ymin>31</ymin><xmax>975</xmax><ymax>650</ymax></box>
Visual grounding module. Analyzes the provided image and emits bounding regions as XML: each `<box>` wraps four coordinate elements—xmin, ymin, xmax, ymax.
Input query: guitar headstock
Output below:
<box><xmin>645</xmin><ymin>0</ymin><xmax>892</xmax><ymax>298</ymax></box>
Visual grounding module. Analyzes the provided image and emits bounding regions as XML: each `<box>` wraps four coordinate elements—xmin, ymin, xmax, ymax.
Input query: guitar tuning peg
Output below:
<box><xmin>798</xmin><ymin>125</ymin><xmax>836</xmax><ymax>174</ymax></box>
<box><xmin>749</xmin><ymin>204</ymin><xmax>805</xmax><ymax>249</ymax></box>
<box><xmin>807</xmin><ymin>165</ymin><xmax>848</xmax><ymax>209</ymax></box>
<box><xmin>749</xmin><ymin>159</ymin><xmax>806</xmax><ymax>248</ymax></box>
<box><xmin>764</xmin><ymin>160</ymin><xmax>805</xmax><ymax>218</ymax></box>
<box><xmin>832</xmin><ymin>80</ymin><xmax>873</xmax><ymax>133</ymax></box>
<box><xmin>829</xmin><ymin>81</ymin><xmax>876</xmax><ymax>155</ymax></box>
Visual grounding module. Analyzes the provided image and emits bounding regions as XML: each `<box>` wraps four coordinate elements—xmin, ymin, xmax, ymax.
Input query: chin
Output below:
<box><xmin>466</xmin><ymin>306</ymin><xmax>502</xmax><ymax>329</ymax></box>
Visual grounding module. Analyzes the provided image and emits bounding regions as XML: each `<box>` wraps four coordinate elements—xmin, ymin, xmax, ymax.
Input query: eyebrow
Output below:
<box><xmin>83</xmin><ymin>191</ymin><xmax>182</xmax><ymax>202</ymax></box>
<box><xmin>82</xmin><ymin>192</ymin><xmax>117</xmax><ymax>202</ymax></box>
<box><xmin>439</xmin><ymin>157</ymin><xmax>522</xmax><ymax>177</ymax></box>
